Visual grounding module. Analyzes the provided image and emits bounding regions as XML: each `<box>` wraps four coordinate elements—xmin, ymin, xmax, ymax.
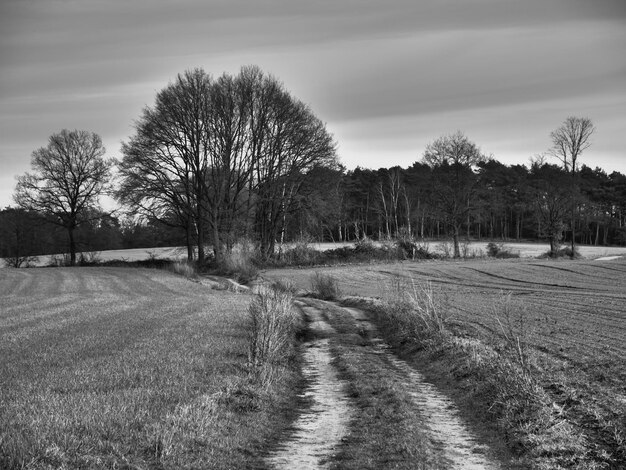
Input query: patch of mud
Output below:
<box><xmin>343</xmin><ymin>306</ymin><xmax>501</xmax><ymax>470</ymax></box>
<box><xmin>266</xmin><ymin>303</ymin><xmax>352</xmax><ymax>469</ymax></box>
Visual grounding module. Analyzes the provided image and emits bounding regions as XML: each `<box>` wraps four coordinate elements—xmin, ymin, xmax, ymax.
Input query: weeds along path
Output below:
<box><xmin>266</xmin><ymin>301</ymin><xmax>353</xmax><ymax>469</ymax></box>
<box><xmin>268</xmin><ymin>298</ymin><xmax>501</xmax><ymax>469</ymax></box>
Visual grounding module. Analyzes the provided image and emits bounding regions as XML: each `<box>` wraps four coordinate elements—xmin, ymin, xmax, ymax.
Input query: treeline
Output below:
<box><xmin>0</xmin><ymin>208</ymin><xmax>187</xmax><ymax>266</ymax></box>
<box><xmin>296</xmin><ymin>160</ymin><xmax>626</xmax><ymax>248</ymax></box>
<box><xmin>2</xmin><ymin>65</ymin><xmax>625</xmax><ymax>266</ymax></box>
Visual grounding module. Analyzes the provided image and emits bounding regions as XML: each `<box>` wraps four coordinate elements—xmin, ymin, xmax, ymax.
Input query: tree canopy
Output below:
<box><xmin>14</xmin><ymin>129</ymin><xmax>114</xmax><ymax>265</ymax></box>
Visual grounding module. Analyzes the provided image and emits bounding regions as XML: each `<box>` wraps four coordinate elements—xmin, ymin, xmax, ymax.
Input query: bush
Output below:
<box><xmin>540</xmin><ymin>245</ymin><xmax>580</xmax><ymax>259</ymax></box>
<box><xmin>169</xmin><ymin>261</ymin><xmax>197</xmax><ymax>279</ymax></box>
<box><xmin>78</xmin><ymin>251</ymin><xmax>102</xmax><ymax>266</ymax></box>
<box><xmin>210</xmin><ymin>242</ymin><xmax>259</xmax><ymax>284</ymax></box>
<box><xmin>281</xmin><ymin>243</ymin><xmax>321</xmax><ymax>266</ymax></box>
<box><xmin>381</xmin><ymin>275</ymin><xmax>446</xmax><ymax>340</ymax></box>
<box><xmin>246</xmin><ymin>285</ymin><xmax>298</xmax><ymax>380</ymax></box>
<box><xmin>3</xmin><ymin>254</ymin><xmax>38</xmax><ymax>268</ymax></box>
<box><xmin>487</xmin><ymin>242</ymin><xmax>520</xmax><ymax>259</ymax></box>
<box><xmin>310</xmin><ymin>272</ymin><xmax>341</xmax><ymax>300</ymax></box>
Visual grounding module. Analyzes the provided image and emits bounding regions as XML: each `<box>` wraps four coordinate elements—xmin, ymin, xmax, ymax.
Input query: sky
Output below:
<box><xmin>1</xmin><ymin>0</ymin><xmax>625</xmax><ymax>209</ymax></box>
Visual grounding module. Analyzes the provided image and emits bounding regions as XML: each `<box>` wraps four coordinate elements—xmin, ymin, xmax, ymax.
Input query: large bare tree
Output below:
<box><xmin>118</xmin><ymin>69</ymin><xmax>212</xmax><ymax>262</ymax></box>
<box><xmin>549</xmin><ymin>116</ymin><xmax>595</xmax><ymax>254</ymax></box>
<box><xmin>118</xmin><ymin>66</ymin><xmax>337</xmax><ymax>262</ymax></box>
<box><xmin>422</xmin><ymin>131</ymin><xmax>485</xmax><ymax>258</ymax></box>
<box><xmin>14</xmin><ymin>129</ymin><xmax>113</xmax><ymax>266</ymax></box>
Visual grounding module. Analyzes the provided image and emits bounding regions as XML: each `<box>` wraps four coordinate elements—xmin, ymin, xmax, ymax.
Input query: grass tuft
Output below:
<box><xmin>310</xmin><ymin>272</ymin><xmax>342</xmax><ymax>300</ymax></box>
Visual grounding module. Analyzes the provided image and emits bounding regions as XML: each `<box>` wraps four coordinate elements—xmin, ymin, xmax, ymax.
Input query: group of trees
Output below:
<box><xmin>2</xmin><ymin>64</ymin><xmax>625</xmax><ymax>265</ymax></box>
<box><xmin>117</xmin><ymin>66</ymin><xmax>337</xmax><ymax>263</ymax></box>
<box><xmin>310</xmin><ymin>156</ymin><xmax>626</xmax><ymax>257</ymax></box>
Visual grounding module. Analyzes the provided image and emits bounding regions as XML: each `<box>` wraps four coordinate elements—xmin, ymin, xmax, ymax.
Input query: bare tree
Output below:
<box><xmin>549</xmin><ymin>116</ymin><xmax>595</xmax><ymax>254</ymax></box>
<box><xmin>14</xmin><ymin>130</ymin><xmax>114</xmax><ymax>266</ymax></box>
<box><xmin>118</xmin><ymin>69</ymin><xmax>212</xmax><ymax>262</ymax></box>
<box><xmin>423</xmin><ymin>131</ymin><xmax>485</xmax><ymax>258</ymax></box>
<box><xmin>530</xmin><ymin>162</ymin><xmax>571</xmax><ymax>256</ymax></box>
<box><xmin>251</xmin><ymin>79</ymin><xmax>337</xmax><ymax>257</ymax></box>
<box><xmin>118</xmin><ymin>66</ymin><xmax>337</xmax><ymax>262</ymax></box>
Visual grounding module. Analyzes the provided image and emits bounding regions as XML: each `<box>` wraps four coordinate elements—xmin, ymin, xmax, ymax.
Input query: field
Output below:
<box><xmin>262</xmin><ymin>256</ymin><xmax>626</xmax><ymax>467</ymax></box>
<box><xmin>7</xmin><ymin>240</ymin><xmax>626</xmax><ymax>269</ymax></box>
<box><xmin>3</xmin><ymin>245</ymin><xmax>626</xmax><ymax>468</ymax></box>
<box><xmin>0</xmin><ymin>267</ymin><xmax>300</xmax><ymax>469</ymax></box>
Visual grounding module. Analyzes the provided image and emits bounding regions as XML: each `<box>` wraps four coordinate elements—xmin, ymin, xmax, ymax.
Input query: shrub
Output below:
<box><xmin>270</xmin><ymin>278</ymin><xmax>298</xmax><ymax>295</ymax></box>
<box><xmin>381</xmin><ymin>275</ymin><xmax>446</xmax><ymax>340</ymax></box>
<box><xmin>78</xmin><ymin>251</ymin><xmax>102</xmax><ymax>265</ymax></box>
<box><xmin>487</xmin><ymin>242</ymin><xmax>520</xmax><ymax>259</ymax></box>
<box><xmin>3</xmin><ymin>254</ymin><xmax>38</xmax><ymax>268</ymax></box>
<box><xmin>310</xmin><ymin>272</ymin><xmax>342</xmax><ymax>300</ymax></box>
<box><xmin>246</xmin><ymin>285</ymin><xmax>298</xmax><ymax>382</ymax></box>
<box><xmin>211</xmin><ymin>242</ymin><xmax>259</xmax><ymax>284</ymax></box>
<box><xmin>395</xmin><ymin>238</ymin><xmax>435</xmax><ymax>260</ymax></box>
<box><xmin>169</xmin><ymin>261</ymin><xmax>197</xmax><ymax>279</ymax></box>
<box><xmin>540</xmin><ymin>245</ymin><xmax>580</xmax><ymax>259</ymax></box>
<box><xmin>281</xmin><ymin>243</ymin><xmax>321</xmax><ymax>266</ymax></box>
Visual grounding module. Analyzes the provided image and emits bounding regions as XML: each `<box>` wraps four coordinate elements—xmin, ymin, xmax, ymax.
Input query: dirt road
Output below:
<box><xmin>266</xmin><ymin>299</ymin><xmax>502</xmax><ymax>469</ymax></box>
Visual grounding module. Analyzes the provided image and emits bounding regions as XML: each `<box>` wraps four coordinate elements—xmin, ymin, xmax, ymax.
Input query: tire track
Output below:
<box><xmin>267</xmin><ymin>300</ymin><xmax>501</xmax><ymax>469</ymax></box>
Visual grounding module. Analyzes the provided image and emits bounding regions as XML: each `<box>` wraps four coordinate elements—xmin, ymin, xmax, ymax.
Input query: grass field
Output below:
<box><xmin>0</xmin><ymin>267</ymin><xmax>300</xmax><ymax>469</ymax></box>
<box><xmin>263</xmin><ymin>256</ymin><xmax>626</xmax><ymax>467</ymax></box>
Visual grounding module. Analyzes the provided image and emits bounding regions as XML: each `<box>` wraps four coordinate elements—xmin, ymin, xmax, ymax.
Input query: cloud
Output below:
<box><xmin>1</xmin><ymin>0</ymin><xmax>625</xmax><ymax>210</ymax></box>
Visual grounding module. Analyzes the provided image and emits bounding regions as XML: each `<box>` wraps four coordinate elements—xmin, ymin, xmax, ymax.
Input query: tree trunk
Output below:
<box><xmin>549</xmin><ymin>236</ymin><xmax>558</xmax><ymax>257</ymax></box>
<box><xmin>186</xmin><ymin>221</ymin><xmax>194</xmax><ymax>262</ymax></box>
<box><xmin>452</xmin><ymin>225</ymin><xmax>461</xmax><ymax>258</ymax></box>
<box><xmin>68</xmin><ymin>226</ymin><xmax>76</xmax><ymax>266</ymax></box>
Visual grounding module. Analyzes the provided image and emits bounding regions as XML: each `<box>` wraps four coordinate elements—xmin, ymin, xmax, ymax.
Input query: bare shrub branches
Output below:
<box><xmin>310</xmin><ymin>272</ymin><xmax>342</xmax><ymax>300</ymax></box>
<box><xmin>381</xmin><ymin>275</ymin><xmax>446</xmax><ymax>339</ymax></box>
<box><xmin>246</xmin><ymin>284</ymin><xmax>298</xmax><ymax>377</ymax></box>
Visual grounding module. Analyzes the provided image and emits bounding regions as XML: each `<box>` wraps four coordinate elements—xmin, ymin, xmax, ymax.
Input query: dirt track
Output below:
<box><xmin>267</xmin><ymin>299</ymin><xmax>501</xmax><ymax>469</ymax></box>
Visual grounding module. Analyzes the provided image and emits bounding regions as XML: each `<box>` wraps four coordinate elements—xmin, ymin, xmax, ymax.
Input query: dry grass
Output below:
<box><xmin>310</xmin><ymin>272</ymin><xmax>342</xmax><ymax>300</ymax></box>
<box><xmin>381</xmin><ymin>275</ymin><xmax>446</xmax><ymax>340</ymax></box>
<box><xmin>0</xmin><ymin>267</ymin><xmax>301</xmax><ymax>469</ymax></box>
<box><xmin>246</xmin><ymin>283</ymin><xmax>300</xmax><ymax>384</ymax></box>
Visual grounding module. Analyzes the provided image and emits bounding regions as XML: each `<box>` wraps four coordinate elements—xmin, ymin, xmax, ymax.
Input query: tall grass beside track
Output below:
<box><xmin>347</xmin><ymin>274</ymin><xmax>622</xmax><ymax>469</ymax></box>
<box><xmin>0</xmin><ymin>267</ymin><xmax>302</xmax><ymax>469</ymax></box>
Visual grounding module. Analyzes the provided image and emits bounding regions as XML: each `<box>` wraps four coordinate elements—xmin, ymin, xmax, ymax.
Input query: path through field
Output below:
<box><xmin>266</xmin><ymin>299</ymin><xmax>501</xmax><ymax>469</ymax></box>
<box><xmin>266</xmin><ymin>302</ymin><xmax>352</xmax><ymax>469</ymax></box>
<box><xmin>263</xmin><ymin>256</ymin><xmax>626</xmax><ymax>467</ymax></box>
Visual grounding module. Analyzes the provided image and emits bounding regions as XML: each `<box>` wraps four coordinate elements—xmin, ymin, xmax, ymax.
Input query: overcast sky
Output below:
<box><xmin>1</xmin><ymin>0</ymin><xmax>625</xmax><ymax>209</ymax></box>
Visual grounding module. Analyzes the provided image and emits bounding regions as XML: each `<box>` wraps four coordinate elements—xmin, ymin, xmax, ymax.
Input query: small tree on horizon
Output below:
<box><xmin>549</xmin><ymin>116</ymin><xmax>595</xmax><ymax>255</ymax></box>
<box><xmin>14</xmin><ymin>129</ymin><xmax>114</xmax><ymax>266</ymax></box>
<box><xmin>422</xmin><ymin>131</ymin><xmax>486</xmax><ymax>258</ymax></box>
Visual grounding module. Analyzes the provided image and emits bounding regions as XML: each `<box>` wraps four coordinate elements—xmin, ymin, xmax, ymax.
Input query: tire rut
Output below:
<box><xmin>265</xmin><ymin>302</ymin><xmax>353</xmax><ymax>470</ymax></box>
<box><xmin>341</xmin><ymin>305</ymin><xmax>501</xmax><ymax>470</ymax></box>
<box><xmin>267</xmin><ymin>299</ymin><xmax>502</xmax><ymax>469</ymax></box>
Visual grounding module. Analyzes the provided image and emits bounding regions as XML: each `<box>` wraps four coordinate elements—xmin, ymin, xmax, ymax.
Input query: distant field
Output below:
<box><xmin>5</xmin><ymin>241</ymin><xmax>626</xmax><ymax>268</ymax></box>
<box><xmin>0</xmin><ymin>267</ymin><xmax>295</xmax><ymax>469</ymax></box>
